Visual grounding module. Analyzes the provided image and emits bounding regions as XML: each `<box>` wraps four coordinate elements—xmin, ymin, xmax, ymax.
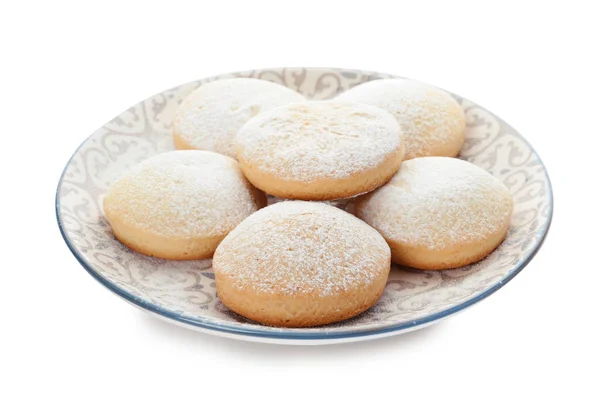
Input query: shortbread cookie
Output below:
<box><xmin>354</xmin><ymin>157</ymin><xmax>513</xmax><ymax>270</ymax></box>
<box><xmin>173</xmin><ymin>78</ymin><xmax>306</xmax><ymax>159</ymax></box>
<box><xmin>236</xmin><ymin>101</ymin><xmax>404</xmax><ymax>200</ymax></box>
<box><xmin>213</xmin><ymin>201</ymin><xmax>391</xmax><ymax>327</ymax></box>
<box><xmin>336</xmin><ymin>79</ymin><xmax>466</xmax><ymax>160</ymax></box>
<box><xmin>103</xmin><ymin>150</ymin><xmax>267</xmax><ymax>260</ymax></box>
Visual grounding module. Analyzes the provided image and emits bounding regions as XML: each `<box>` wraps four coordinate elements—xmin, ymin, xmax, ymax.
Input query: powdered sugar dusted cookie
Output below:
<box><xmin>213</xmin><ymin>201</ymin><xmax>391</xmax><ymax>327</ymax></box>
<box><xmin>103</xmin><ymin>150</ymin><xmax>267</xmax><ymax>260</ymax></box>
<box><xmin>173</xmin><ymin>78</ymin><xmax>306</xmax><ymax>159</ymax></box>
<box><xmin>236</xmin><ymin>101</ymin><xmax>404</xmax><ymax>200</ymax></box>
<box><xmin>336</xmin><ymin>79</ymin><xmax>466</xmax><ymax>160</ymax></box>
<box><xmin>355</xmin><ymin>157</ymin><xmax>513</xmax><ymax>270</ymax></box>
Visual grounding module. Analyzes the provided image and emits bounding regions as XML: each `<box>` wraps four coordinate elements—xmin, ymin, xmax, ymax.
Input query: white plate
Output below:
<box><xmin>56</xmin><ymin>67</ymin><xmax>553</xmax><ymax>345</ymax></box>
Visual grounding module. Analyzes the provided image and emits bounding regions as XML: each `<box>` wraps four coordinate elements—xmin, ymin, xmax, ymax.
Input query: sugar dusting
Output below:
<box><xmin>336</xmin><ymin>79</ymin><xmax>465</xmax><ymax>159</ymax></box>
<box><xmin>103</xmin><ymin>150</ymin><xmax>262</xmax><ymax>238</ymax></box>
<box><xmin>174</xmin><ymin>78</ymin><xmax>306</xmax><ymax>159</ymax></box>
<box><xmin>236</xmin><ymin>101</ymin><xmax>402</xmax><ymax>181</ymax></box>
<box><xmin>213</xmin><ymin>201</ymin><xmax>390</xmax><ymax>297</ymax></box>
<box><xmin>355</xmin><ymin>157</ymin><xmax>513</xmax><ymax>250</ymax></box>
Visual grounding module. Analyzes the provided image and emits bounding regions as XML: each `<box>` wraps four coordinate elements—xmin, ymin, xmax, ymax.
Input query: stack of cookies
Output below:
<box><xmin>103</xmin><ymin>77</ymin><xmax>513</xmax><ymax>327</ymax></box>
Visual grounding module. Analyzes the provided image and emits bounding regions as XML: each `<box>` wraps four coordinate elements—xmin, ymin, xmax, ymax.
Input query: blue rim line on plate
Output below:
<box><xmin>56</xmin><ymin>84</ymin><xmax>553</xmax><ymax>342</ymax></box>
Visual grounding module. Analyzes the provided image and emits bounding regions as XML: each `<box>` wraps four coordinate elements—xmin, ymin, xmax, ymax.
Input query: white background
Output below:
<box><xmin>2</xmin><ymin>1</ymin><xmax>599</xmax><ymax>399</ymax></box>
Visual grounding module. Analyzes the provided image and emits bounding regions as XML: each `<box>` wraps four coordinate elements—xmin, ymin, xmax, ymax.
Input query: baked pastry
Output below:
<box><xmin>213</xmin><ymin>201</ymin><xmax>391</xmax><ymax>327</ymax></box>
<box><xmin>354</xmin><ymin>157</ymin><xmax>513</xmax><ymax>270</ymax></box>
<box><xmin>103</xmin><ymin>150</ymin><xmax>267</xmax><ymax>260</ymax></box>
<box><xmin>173</xmin><ymin>78</ymin><xmax>306</xmax><ymax>159</ymax></box>
<box><xmin>236</xmin><ymin>101</ymin><xmax>404</xmax><ymax>200</ymax></box>
<box><xmin>336</xmin><ymin>79</ymin><xmax>466</xmax><ymax>160</ymax></box>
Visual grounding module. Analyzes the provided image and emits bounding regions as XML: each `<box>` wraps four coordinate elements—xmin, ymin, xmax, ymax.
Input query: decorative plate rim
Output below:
<box><xmin>56</xmin><ymin>67</ymin><xmax>554</xmax><ymax>342</ymax></box>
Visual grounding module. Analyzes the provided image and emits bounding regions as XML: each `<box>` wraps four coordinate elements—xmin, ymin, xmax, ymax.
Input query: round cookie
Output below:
<box><xmin>336</xmin><ymin>79</ymin><xmax>466</xmax><ymax>160</ymax></box>
<box><xmin>354</xmin><ymin>157</ymin><xmax>513</xmax><ymax>270</ymax></box>
<box><xmin>173</xmin><ymin>78</ymin><xmax>306</xmax><ymax>159</ymax></box>
<box><xmin>236</xmin><ymin>101</ymin><xmax>404</xmax><ymax>200</ymax></box>
<box><xmin>213</xmin><ymin>201</ymin><xmax>391</xmax><ymax>327</ymax></box>
<box><xmin>103</xmin><ymin>150</ymin><xmax>267</xmax><ymax>260</ymax></box>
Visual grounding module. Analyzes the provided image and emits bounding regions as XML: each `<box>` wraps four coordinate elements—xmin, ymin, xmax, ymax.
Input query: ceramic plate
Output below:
<box><xmin>56</xmin><ymin>67</ymin><xmax>553</xmax><ymax>345</ymax></box>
